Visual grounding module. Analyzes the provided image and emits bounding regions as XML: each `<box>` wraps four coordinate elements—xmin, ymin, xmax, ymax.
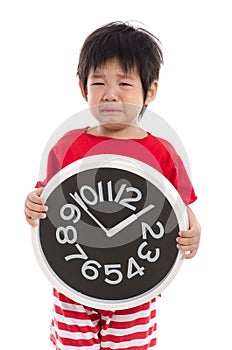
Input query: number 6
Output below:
<box><xmin>81</xmin><ymin>260</ymin><xmax>101</xmax><ymax>280</ymax></box>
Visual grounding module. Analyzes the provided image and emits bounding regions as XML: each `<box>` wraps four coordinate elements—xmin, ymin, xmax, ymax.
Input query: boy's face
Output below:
<box><xmin>79</xmin><ymin>58</ymin><xmax>157</xmax><ymax>130</ymax></box>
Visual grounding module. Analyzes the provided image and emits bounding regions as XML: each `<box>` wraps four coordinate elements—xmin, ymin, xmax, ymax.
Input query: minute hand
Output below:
<box><xmin>107</xmin><ymin>204</ymin><xmax>155</xmax><ymax>238</ymax></box>
<box><xmin>69</xmin><ymin>192</ymin><xmax>109</xmax><ymax>235</ymax></box>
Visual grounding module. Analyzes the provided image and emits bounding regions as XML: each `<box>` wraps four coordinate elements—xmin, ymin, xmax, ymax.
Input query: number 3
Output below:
<box><xmin>137</xmin><ymin>241</ymin><xmax>160</xmax><ymax>263</ymax></box>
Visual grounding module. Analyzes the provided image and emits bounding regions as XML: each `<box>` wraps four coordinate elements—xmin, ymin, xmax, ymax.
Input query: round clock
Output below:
<box><xmin>32</xmin><ymin>154</ymin><xmax>188</xmax><ymax>310</ymax></box>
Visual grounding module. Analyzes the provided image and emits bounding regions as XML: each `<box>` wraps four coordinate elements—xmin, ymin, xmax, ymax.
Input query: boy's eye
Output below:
<box><xmin>91</xmin><ymin>82</ymin><xmax>104</xmax><ymax>86</ymax></box>
<box><xmin>120</xmin><ymin>82</ymin><xmax>132</xmax><ymax>86</ymax></box>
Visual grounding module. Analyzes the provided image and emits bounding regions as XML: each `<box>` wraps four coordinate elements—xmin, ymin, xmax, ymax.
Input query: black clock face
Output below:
<box><xmin>33</xmin><ymin>155</ymin><xmax>188</xmax><ymax>309</ymax></box>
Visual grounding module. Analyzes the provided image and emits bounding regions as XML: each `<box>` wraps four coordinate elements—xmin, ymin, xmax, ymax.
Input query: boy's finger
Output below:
<box><xmin>25</xmin><ymin>207</ymin><xmax>47</xmax><ymax>220</ymax></box>
<box><xmin>26</xmin><ymin>200</ymin><xmax>48</xmax><ymax>213</ymax></box>
<box><xmin>28</xmin><ymin>189</ymin><xmax>44</xmax><ymax>204</ymax></box>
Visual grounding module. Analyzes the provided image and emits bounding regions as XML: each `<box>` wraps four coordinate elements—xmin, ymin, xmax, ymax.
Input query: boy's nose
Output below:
<box><xmin>103</xmin><ymin>88</ymin><xmax>119</xmax><ymax>102</ymax></box>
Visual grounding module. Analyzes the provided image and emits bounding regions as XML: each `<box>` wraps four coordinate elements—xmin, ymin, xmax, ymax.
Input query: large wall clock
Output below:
<box><xmin>32</xmin><ymin>154</ymin><xmax>188</xmax><ymax>310</ymax></box>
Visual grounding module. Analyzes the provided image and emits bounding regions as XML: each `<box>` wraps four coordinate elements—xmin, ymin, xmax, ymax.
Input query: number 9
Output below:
<box><xmin>60</xmin><ymin>204</ymin><xmax>81</xmax><ymax>223</ymax></box>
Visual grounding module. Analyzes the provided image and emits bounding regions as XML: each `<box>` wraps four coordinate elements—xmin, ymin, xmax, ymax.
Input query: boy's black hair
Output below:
<box><xmin>77</xmin><ymin>21</ymin><xmax>163</xmax><ymax>102</ymax></box>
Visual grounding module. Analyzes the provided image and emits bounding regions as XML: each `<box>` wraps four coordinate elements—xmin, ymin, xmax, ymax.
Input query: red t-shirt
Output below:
<box><xmin>37</xmin><ymin>127</ymin><xmax>197</xmax><ymax>205</ymax></box>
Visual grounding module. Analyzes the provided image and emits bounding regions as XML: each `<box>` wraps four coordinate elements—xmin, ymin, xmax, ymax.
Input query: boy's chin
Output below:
<box><xmin>101</xmin><ymin>122</ymin><xmax>135</xmax><ymax>130</ymax></box>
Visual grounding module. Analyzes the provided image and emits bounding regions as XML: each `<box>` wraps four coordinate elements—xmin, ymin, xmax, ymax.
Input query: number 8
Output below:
<box><xmin>56</xmin><ymin>225</ymin><xmax>78</xmax><ymax>244</ymax></box>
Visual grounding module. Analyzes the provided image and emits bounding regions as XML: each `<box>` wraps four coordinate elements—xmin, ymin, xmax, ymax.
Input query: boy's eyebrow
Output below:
<box><xmin>89</xmin><ymin>72</ymin><xmax>136</xmax><ymax>80</ymax></box>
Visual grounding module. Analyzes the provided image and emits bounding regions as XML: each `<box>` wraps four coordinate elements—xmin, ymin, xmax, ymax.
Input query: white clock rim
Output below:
<box><xmin>32</xmin><ymin>154</ymin><xmax>188</xmax><ymax>310</ymax></box>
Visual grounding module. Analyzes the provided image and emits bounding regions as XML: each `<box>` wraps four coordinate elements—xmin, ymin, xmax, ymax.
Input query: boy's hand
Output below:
<box><xmin>24</xmin><ymin>188</ymin><xmax>48</xmax><ymax>227</ymax></box>
<box><xmin>176</xmin><ymin>206</ymin><xmax>201</xmax><ymax>259</ymax></box>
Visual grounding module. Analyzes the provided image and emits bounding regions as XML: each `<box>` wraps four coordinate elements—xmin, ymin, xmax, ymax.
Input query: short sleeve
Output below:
<box><xmin>35</xmin><ymin>148</ymin><xmax>60</xmax><ymax>188</ymax></box>
<box><xmin>157</xmin><ymin>138</ymin><xmax>197</xmax><ymax>205</ymax></box>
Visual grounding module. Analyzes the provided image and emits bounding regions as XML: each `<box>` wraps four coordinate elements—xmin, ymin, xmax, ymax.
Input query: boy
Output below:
<box><xmin>25</xmin><ymin>21</ymin><xmax>201</xmax><ymax>350</ymax></box>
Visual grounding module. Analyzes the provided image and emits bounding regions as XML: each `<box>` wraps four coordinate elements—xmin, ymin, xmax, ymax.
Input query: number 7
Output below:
<box><xmin>65</xmin><ymin>243</ymin><xmax>88</xmax><ymax>261</ymax></box>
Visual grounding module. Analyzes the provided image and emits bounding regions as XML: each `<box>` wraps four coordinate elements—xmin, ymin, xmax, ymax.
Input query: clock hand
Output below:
<box><xmin>107</xmin><ymin>204</ymin><xmax>155</xmax><ymax>238</ymax></box>
<box><xmin>69</xmin><ymin>192</ymin><xmax>109</xmax><ymax>235</ymax></box>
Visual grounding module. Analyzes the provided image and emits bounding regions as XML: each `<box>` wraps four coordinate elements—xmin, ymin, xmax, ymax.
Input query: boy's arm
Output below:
<box><xmin>176</xmin><ymin>206</ymin><xmax>201</xmax><ymax>259</ymax></box>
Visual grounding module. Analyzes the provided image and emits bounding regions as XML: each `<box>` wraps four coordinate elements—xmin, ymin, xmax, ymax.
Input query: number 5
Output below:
<box><xmin>104</xmin><ymin>264</ymin><xmax>123</xmax><ymax>285</ymax></box>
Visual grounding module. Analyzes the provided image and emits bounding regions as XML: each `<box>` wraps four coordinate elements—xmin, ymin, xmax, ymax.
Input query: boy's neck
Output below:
<box><xmin>87</xmin><ymin>125</ymin><xmax>148</xmax><ymax>139</ymax></box>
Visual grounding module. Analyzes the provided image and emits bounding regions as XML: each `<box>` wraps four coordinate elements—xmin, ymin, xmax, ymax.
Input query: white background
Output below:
<box><xmin>1</xmin><ymin>0</ymin><xmax>231</xmax><ymax>349</ymax></box>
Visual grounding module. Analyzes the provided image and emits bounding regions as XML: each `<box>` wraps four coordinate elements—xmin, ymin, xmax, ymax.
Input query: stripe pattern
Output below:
<box><xmin>50</xmin><ymin>289</ymin><xmax>158</xmax><ymax>349</ymax></box>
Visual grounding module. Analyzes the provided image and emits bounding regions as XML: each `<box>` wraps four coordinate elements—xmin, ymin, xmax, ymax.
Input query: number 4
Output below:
<box><xmin>127</xmin><ymin>257</ymin><xmax>145</xmax><ymax>279</ymax></box>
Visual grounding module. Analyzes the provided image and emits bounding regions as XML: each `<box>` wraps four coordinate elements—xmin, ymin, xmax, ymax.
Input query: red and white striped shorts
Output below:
<box><xmin>50</xmin><ymin>289</ymin><xmax>158</xmax><ymax>349</ymax></box>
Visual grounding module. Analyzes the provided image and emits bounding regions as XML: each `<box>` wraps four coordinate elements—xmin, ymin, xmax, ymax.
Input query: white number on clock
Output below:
<box><xmin>56</xmin><ymin>226</ymin><xmax>78</xmax><ymax>245</ymax></box>
<box><xmin>104</xmin><ymin>264</ymin><xmax>123</xmax><ymax>285</ymax></box>
<box><xmin>60</xmin><ymin>203</ymin><xmax>81</xmax><ymax>223</ymax></box>
<box><xmin>72</xmin><ymin>180</ymin><xmax>142</xmax><ymax>211</ymax></box>
<box><xmin>65</xmin><ymin>244</ymin><xmax>145</xmax><ymax>285</ymax></box>
<box><xmin>137</xmin><ymin>221</ymin><xmax>165</xmax><ymax>263</ymax></box>
<box><xmin>56</xmin><ymin>203</ymin><xmax>81</xmax><ymax>244</ymax></box>
<box><xmin>81</xmin><ymin>261</ymin><xmax>124</xmax><ymax>285</ymax></box>
<box><xmin>56</xmin><ymin>204</ymin><xmax>165</xmax><ymax>284</ymax></box>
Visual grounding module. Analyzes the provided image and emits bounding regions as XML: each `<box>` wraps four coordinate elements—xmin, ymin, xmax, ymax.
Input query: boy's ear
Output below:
<box><xmin>79</xmin><ymin>80</ymin><xmax>88</xmax><ymax>100</ymax></box>
<box><xmin>144</xmin><ymin>81</ymin><xmax>158</xmax><ymax>105</ymax></box>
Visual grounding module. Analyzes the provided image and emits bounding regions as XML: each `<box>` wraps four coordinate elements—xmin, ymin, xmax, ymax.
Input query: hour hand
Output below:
<box><xmin>107</xmin><ymin>204</ymin><xmax>155</xmax><ymax>238</ymax></box>
<box><xmin>69</xmin><ymin>192</ymin><xmax>109</xmax><ymax>235</ymax></box>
